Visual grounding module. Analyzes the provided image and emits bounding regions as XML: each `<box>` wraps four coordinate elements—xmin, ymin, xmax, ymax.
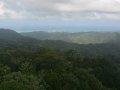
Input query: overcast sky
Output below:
<box><xmin>0</xmin><ymin>0</ymin><xmax>120</xmax><ymax>32</ymax></box>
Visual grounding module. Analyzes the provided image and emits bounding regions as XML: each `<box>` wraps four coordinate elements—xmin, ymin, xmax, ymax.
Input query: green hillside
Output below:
<box><xmin>21</xmin><ymin>31</ymin><xmax>120</xmax><ymax>44</ymax></box>
<box><xmin>0</xmin><ymin>29</ymin><xmax>120</xmax><ymax>58</ymax></box>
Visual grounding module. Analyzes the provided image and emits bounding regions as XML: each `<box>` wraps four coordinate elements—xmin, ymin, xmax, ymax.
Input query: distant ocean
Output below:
<box><xmin>18</xmin><ymin>27</ymin><xmax>120</xmax><ymax>33</ymax></box>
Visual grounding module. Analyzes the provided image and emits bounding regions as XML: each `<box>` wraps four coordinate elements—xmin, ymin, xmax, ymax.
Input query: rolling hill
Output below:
<box><xmin>0</xmin><ymin>29</ymin><xmax>23</xmax><ymax>41</ymax></box>
<box><xmin>0</xmin><ymin>29</ymin><xmax>41</xmax><ymax>48</ymax></box>
<box><xmin>0</xmin><ymin>29</ymin><xmax>79</xmax><ymax>49</ymax></box>
<box><xmin>1</xmin><ymin>29</ymin><xmax>120</xmax><ymax>58</ymax></box>
<box><xmin>21</xmin><ymin>31</ymin><xmax>120</xmax><ymax>44</ymax></box>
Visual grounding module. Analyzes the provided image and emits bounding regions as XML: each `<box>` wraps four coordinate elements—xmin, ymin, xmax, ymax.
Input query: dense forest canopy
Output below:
<box><xmin>0</xmin><ymin>29</ymin><xmax>120</xmax><ymax>90</ymax></box>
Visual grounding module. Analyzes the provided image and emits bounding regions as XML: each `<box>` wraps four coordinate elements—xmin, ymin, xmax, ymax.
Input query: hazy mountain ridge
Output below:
<box><xmin>0</xmin><ymin>29</ymin><xmax>80</xmax><ymax>49</ymax></box>
<box><xmin>0</xmin><ymin>29</ymin><xmax>41</xmax><ymax>48</ymax></box>
<box><xmin>0</xmin><ymin>29</ymin><xmax>23</xmax><ymax>41</ymax></box>
<box><xmin>1</xmin><ymin>29</ymin><xmax>120</xmax><ymax>58</ymax></box>
<box><xmin>21</xmin><ymin>31</ymin><xmax>120</xmax><ymax>44</ymax></box>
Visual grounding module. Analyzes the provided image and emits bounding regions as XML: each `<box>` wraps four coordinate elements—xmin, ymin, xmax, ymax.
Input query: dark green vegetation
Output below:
<box><xmin>0</xmin><ymin>29</ymin><xmax>41</xmax><ymax>48</ymax></box>
<box><xmin>21</xmin><ymin>31</ymin><xmax>120</xmax><ymax>44</ymax></box>
<box><xmin>0</xmin><ymin>29</ymin><xmax>120</xmax><ymax>90</ymax></box>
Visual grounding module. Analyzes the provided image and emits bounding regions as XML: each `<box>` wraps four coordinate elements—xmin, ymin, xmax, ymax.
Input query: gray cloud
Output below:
<box><xmin>0</xmin><ymin>0</ymin><xmax>120</xmax><ymax>20</ymax></box>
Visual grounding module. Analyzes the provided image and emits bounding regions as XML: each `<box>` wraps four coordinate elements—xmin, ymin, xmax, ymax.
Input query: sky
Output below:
<box><xmin>0</xmin><ymin>0</ymin><xmax>120</xmax><ymax>32</ymax></box>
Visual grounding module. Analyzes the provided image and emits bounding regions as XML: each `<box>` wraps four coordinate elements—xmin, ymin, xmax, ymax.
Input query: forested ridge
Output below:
<box><xmin>21</xmin><ymin>31</ymin><xmax>120</xmax><ymax>44</ymax></box>
<box><xmin>0</xmin><ymin>29</ymin><xmax>120</xmax><ymax>90</ymax></box>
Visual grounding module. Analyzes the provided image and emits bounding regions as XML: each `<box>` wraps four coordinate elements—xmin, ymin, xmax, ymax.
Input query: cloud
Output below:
<box><xmin>0</xmin><ymin>0</ymin><xmax>120</xmax><ymax>20</ymax></box>
<box><xmin>0</xmin><ymin>1</ymin><xmax>27</xmax><ymax>19</ymax></box>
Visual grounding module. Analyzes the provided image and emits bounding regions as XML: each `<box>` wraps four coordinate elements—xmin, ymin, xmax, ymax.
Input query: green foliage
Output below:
<box><xmin>0</xmin><ymin>64</ymin><xmax>11</xmax><ymax>77</ymax></box>
<box><xmin>0</xmin><ymin>47</ymin><xmax>120</xmax><ymax>90</ymax></box>
<box><xmin>20</xmin><ymin>62</ymin><xmax>36</xmax><ymax>74</ymax></box>
<box><xmin>0</xmin><ymin>72</ymin><xmax>46</xmax><ymax>90</ymax></box>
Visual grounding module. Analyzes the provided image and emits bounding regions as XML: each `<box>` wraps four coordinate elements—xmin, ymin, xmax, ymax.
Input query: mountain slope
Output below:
<box><xmin>21</xmin><ymin>31</ymin><xmax>120</xmax><ymax>44</ymax></box>
<box><xmin>0</xmin><ymin>29</ymin><xmax>23</xmax><ymax>41</ymax></box>
<box><xmin>1</xmin><ymin>29</ymin><xmax>120</xmax><ymax>58</ymax></box>
<box><xmin>0</xmin><ymin>29</ymin><xmax>79</xmax><ymax>49</ymax></box>
<box><xmin>0</xmin><ymin>29</ymin><xmax>41</xmax><ymax>48</ymax></box>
